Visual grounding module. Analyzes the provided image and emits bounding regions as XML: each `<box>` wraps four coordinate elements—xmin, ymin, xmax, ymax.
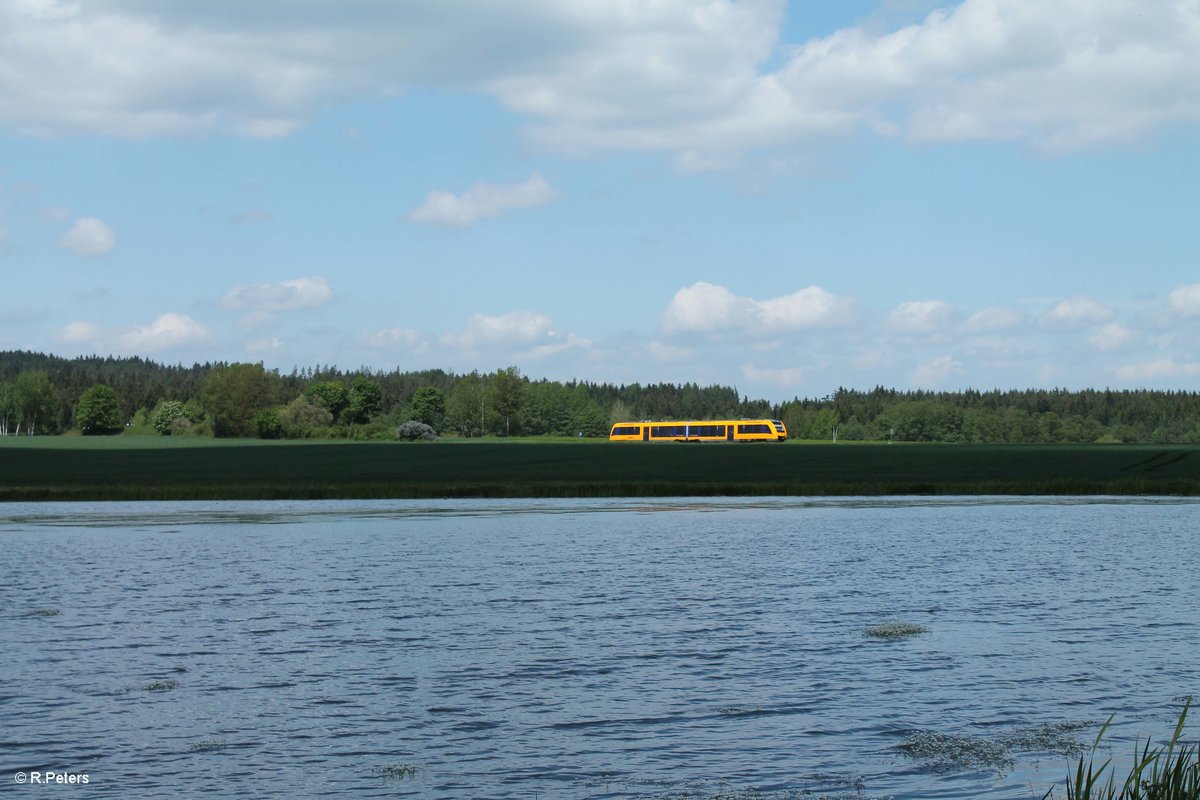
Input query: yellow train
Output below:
<box><xmin>608</xmin><ymin>419</ymin><xmax>788</xmax><ymax>443</ymax></box>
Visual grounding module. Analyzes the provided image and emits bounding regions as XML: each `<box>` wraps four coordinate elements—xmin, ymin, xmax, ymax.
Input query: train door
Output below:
<box><xmin>643</xmin><ymin>426</ymin><xmax>649</xmax><ymax>441</ymax></box>
<box><xmin>726</xmin><ymin>425</ymin><xmax>734</xmax><ymax>442</ymax></box>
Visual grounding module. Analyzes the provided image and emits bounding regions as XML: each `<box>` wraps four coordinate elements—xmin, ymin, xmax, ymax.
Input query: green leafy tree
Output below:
<box><xmin>253</xmin><ymin>407</ymin><xmax>284</xmax><ymax>439</ymax></box>
<box><xmin>446</xmin><ymin>371</ymin><xmax>492</xmax><ymax>437</ymax></box>
<box><xmin>489</xmin><ymin>366</ymin><xmax>526</xmax><ymax>436</ymax></box>
<box><xmin>12</xmin><ymin>370</ymin><xmax>56</xmax><ymax>435</ymax></box>
<box><xmin>608</xmin><ymin>399</ymin><xmax>633</xmax><ymax>427</ymax></box>
<box><xmin>410</xmin><ymin>386</ymin><xmax>446</xmax><ymax>430</ymax></box>
<box><xmin>348</xmin><ymin>377</ymin><xmax>384</xmax><ymax>423</ymax></box>
<box><xmin>0</xmin><ymin>380</ymin><xmax>14</xmax><ymax>435</ymax></box>
<box><xmin>567</xmin><ymin>385</ymin><xmax>608</xmax><ymax>437</ymax></box>
<box><xmin>303</xmin><ymin>381</ymin><xmax>349</xmax><ymax>422</ymax></box>
<box><xmin>278</xmin><ymin>395</ymin><xmax>333</xmax><ymax>438</ymax></box>
<box><xmin>76</xmin><ymin>384</ymin><xmax>122</xmax><ymax>435</ymax></box>
<box><xmin>203</xmin><ymin>363</ymin><xmax>275</xmax><ymax>438</ymax></box>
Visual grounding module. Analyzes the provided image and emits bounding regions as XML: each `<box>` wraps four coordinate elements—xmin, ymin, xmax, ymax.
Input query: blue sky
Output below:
<box><xmin>1</xmin><ymin>0</ymin><xmax>1198</xmax><ymax>400</ymax></box>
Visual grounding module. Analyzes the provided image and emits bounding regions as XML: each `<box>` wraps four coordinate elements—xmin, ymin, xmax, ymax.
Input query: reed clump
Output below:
<box><xmin>1043</xmin><ymin>701</ymin><xmax>1198</xmax><ymax>800</ymax></box>
<box><xmin>26</xmin><ymin>608</ymin><xmax>61</xmax><ymax>617</ymax></box>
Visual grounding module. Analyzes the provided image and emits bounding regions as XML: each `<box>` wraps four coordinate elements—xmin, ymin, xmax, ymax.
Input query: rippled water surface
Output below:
<box><xmin>2</xmin><ymin>497</ymin><xmax>1198</xmax><ymax>799</ymax></box>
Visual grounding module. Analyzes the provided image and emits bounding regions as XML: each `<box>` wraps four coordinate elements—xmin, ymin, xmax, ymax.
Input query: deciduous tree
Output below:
<box><xmin>76</xmin><ymin>384</ymin><xmax>122</xmax><ymax>435</ymax></box>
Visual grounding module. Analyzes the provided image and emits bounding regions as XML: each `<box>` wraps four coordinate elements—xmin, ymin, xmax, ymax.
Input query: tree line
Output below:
<box><xmin>2</xmin><ymin>350</ymin><xmax>1199</xmax><ymax>443</ymax></box>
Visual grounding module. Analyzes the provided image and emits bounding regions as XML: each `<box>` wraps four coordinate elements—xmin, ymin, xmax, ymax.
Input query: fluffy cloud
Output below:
<box><xmin>60</xmin><ymin>217</ymin><xmax>116</xmax><ymax>256</ymax></box>
<box><xmin>1114</xmin><ymin>358</ymin><xmax>1200</xmax><ymax>382</ymax></box>
<box><xmin>409</xmin><ymin>174</ymin><xmax>557</xmax><ymax>228</ymax></box>
<box><xmin>57</xmin><ymin>320</ymin><xmax>105</xmax><ymax>344</ymax></box>
<box><xmin>963</xmin><ymin>307</ymin><xmax>1026</xmax><ymax>332</ymax></box>
<box><xmin>910</xmin><ymin>355</ymin><xmax>964</xmax><ymax>387</ymax></box>
<box><xmin>221</xmin><ymin>276</ymin><xmax>332</xmax><ymax>311</ymax></box>
<box><xmin>742</xmin><ymin>364</ymin><xmax>804</xmax><ymax>387</ymax></box>
<box><xmin>1089</xmin><ymin>322</ymin><xmax>1134</xmax><ymax>352</ymax></box>
<box><xmin>661</xmin><ymin>282</ymin><xmax>851</xmax><ymax>335</ymax></box>
<box><xmin>61</xmin><ymin>314</ymin><xmax>211</xmax><ymax>353</ymax></box>
<box><xmin>245</xmin><ymin>336</ymin><xmax>282</xmax><ymax>355</ymax></box>
<box><xmin>1042</xmin><ymin>295</ymin><xmax>1114</xmax><ymax>326</ymax></box>
<box><xmin>4</xmin><ymin>2</ymin><xmax>1197</xmax><ymax>160</ymax></box>
<box><xmin>887</xmin><ymin>300</ymin><xmax>955</xmax><ymax>333</ymax></box>
<box><xmin>446</xmin><ymin>310</ymin><xmax>556</xmax><ymax>349</ymax></box>
<box><xmin>1168</xmin><ymin>283</ymin><xmax>1200</xmax><ymax>317</ymax></box>
<box><xmin>363</xmin><ymin>327</ymin><xmax>427</xmax><ymax>350</ymax></box>
<box><xmin>118</xmin><ymin>313</ymin><xmax>210</xmax><ymax>352</ymax></box>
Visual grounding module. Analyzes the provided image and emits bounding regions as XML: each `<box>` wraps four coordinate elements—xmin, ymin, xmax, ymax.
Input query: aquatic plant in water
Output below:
<box><xmin>900</xmin><ymin>720</ymin><xmax>1097</xmax><ymax>773</ymax></box>
<box><xmin>373</xmin><ymin>763</ymin><xmax>420</xmax><ymax>779</ymax></box>
<box><xmin>26</xmin><ymin>608</ymin><xmax>61</xmax><ymax>617</ymax></box>
<box><xmin>863</xmin><ymin>622</ymin><xmax>929</xmax><ymax>640</ymax></box>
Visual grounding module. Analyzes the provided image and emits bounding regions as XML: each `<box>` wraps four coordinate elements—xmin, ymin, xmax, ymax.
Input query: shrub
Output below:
<box><xmin>396</xmin><ymin>420</ymin><xmax>438</xmax><ymax>441</ymax></box>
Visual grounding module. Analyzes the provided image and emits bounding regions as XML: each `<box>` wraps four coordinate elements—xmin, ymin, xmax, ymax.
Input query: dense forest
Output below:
<box><xmin>2</xmin><ymin>350</ymin><xmax>1199</xmax><ymax>443</ymax></box>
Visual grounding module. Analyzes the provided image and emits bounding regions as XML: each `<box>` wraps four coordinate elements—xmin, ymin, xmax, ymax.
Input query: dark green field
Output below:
<box><xmin>1</xmin><ymin>437</ymin><xmax>1198</xmax><ymax>500</ymax></box>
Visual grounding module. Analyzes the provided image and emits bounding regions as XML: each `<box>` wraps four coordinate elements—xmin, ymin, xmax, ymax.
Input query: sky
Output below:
<box><xmin>1</xmin><ymin>0</ymin><xmax>1198</xmax><ymax>401</ymax></box>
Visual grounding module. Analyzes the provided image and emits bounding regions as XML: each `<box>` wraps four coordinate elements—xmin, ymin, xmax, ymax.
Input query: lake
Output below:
<box><xmin>2</xmin><ymin>498</ymin><xmax>1197</xmax><ymax>799</ymax></box>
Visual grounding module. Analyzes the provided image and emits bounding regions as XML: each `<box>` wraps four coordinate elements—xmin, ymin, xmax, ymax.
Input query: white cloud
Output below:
<box><xmin>57</xmin><ymin>320</ymin><xmax>105</xmax><ymax>344</ymax></box>
<box><xmin>221</xmin><ymin>276</ymin><xmax>332</xmax><ymax>311</ymax></box>
<box><xmin>1043</xmin><ymin>295</ymin><xmax>1114</xmax><ymax>326</ymax></box>
<box><xmin>118</xmin><ymin>313</ymin><xmax>210</xmax><ymax>353</ymax></box>
<box><xmin>911</xmin><ymin>355</ymin><xmax>964</xmax><ymax>387</ymax></box>
<box><xmin>1089</xmin><ymin>322</ymin><xmax>1134</xmax><ymax>352</ymax></box>
<box><xmin>963</xmin><ymin>307</ymin><xmax>1025</xmax><ymax>332</ymax></box>
<box><xmin>1114</xmin><ymin>358</ymin><xmax>1200</xmax><ymax>382</ymax></box>
<box><xmin>1168</xmin><ymin>283</ymin><xmax>1200</xmax><ymax>317</ymax></box>
<box><xmin>447</xmin><ymin>310</ymin><xmax>556</xmax><ymax>349</ymax></box>
<box><xmin>363</xmin><ymin>327</ymin><xmax>427</xmax><ymax>350</ymax></box>
<box><xmin>60</xmin><ymin>217</ymin><xmax>116</xmax><ymax>256</ymax></box>
<box><xmin>245</xmin><ymin>336</ymin><xmax>282</xmax><ymax>355</ymax></box>
<box><xmin>647</xmin><ymin>340</ymin><xmax>693</xmax><ymax>362</ymax></box>
<box><xmin>661</xmin><ymin>281</ymin><xmax>851</xmax><ymax>335</ymax></box>
<box><xmin>409</xmin><ymin>174</ymin><xmax>557</xmax><ymax>229</ymax></box>
<box><xmin>887</xmin><ymin>300</ymin><xmax>955</xmax><ymax>333</ymax></box>
<box><xmin>742</xmin><ymin>363</ymin><xmax>804</xmax><ymax>387</ymax></box>
<box><xmin>4</xmin><ymin>2</ymin><xmax>1196</xmax><ymax>161</ymax></box>
<box><xmin>524</xmin><ymin>333</ymin><xmax>592</xmax><ymax>361</ymax></box>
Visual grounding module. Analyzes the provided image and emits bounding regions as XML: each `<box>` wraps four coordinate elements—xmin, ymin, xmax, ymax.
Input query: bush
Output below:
<box><xmin>253</xmin><ymin>407</ymin><xmax>284</xmax><ymax>439</ymax></box>
<box><xmin>396</xmin><ymin>420</ymin><xmax>438</xmax><ymax>441</ymax></box>
<box><xmin>153</xmin><ymin>400</ymin><xmax>187</xmax><ymax>435</ymax></box>
<box><xmin>278</xmin><ymin>396</ymin><xmax>333</xmax><ymax>438</ymax></box>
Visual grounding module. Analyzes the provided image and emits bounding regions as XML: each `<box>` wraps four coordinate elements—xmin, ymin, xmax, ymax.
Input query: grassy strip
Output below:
<box><xmin>1</xmin><ymin>440</ymin><xmax>1198</xmax><ymax>500</ymax></box>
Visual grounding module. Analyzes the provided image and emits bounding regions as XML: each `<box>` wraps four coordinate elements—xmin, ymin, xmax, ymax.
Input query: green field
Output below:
<box><xmin>2</xmin><ymin>436</ymin><xmax>1198</xmax><ymax>500</ymax></box>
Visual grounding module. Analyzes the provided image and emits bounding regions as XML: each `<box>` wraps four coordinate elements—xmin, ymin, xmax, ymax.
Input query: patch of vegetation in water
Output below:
<box><xmin>372</xmin><ymin>763</ymin><xmax>421</xmax><ymax>780</ymax></box>
<box><xmin>26</xmin><ymin>607</ymin><xmax>61</xmax><ymax>617</ymax></box>
<box><xmin>863</xmin><ymin>622</ymin><xmax>929</xmax><ymax>640</ymax></box>
<box><xmin>627</xmin><ymin>773</ymin><xmax>891</xmax><ymax>800</ymax></box>
<box><xmin>188</xmin><ymin>740</ymin><xmax>229</xmax><ymax>753</ymax></box>
<box><xmin>142</xmin><ymin>679</ymin><xmax>179</xmax><ymax>692</ymax></box>
<box><xmin>716</xmin><ymin>705</ymin><xmax>766</xmax><ymax>716</ymax></box>
<box><xmin>900</xmin><ymin>719</ymin><xmax>1097</xmax><ymax>773</ymax></box>
<box><xmin>900</xmin><ymin>731</ymin><xmax>1015</xmax><ymax>771</ymax></box>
